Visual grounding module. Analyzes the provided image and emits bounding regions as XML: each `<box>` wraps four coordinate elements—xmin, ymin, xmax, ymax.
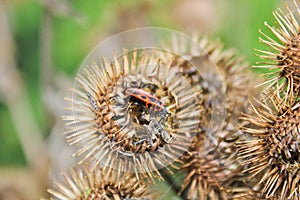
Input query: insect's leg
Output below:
<box><xmin>149</xmin><ymin>109</ymin><xmax>157</xmax><ymax>121</ymax></box>
<box><xmin>150</xmin><ymin>119</ymin><xmax>162</xmax><ymax>132</ymax></box>
<box><xmin>150</xmin><ymin>119</ymin><xmax>172</xmax><ymax>143</ymax></box>
<box><xmin>157</xmin><ymin>114</ymin><xmax>166</xmax><ymax>124</ymax></box>
<box><xmin>157</xmin><ymin>107</ymin><xmax>169</xmax><ymax>124</ymax></box>
<box><xmin>161</xmin><ymin>129</ymin><xmax>172</xmax><ymax>143</ymax></box>
<box><xmin>144</xmin><ymin>123</ymin><xmax>156</xmax><ymax>146</ymax></box>
<box><xmin>149</xmin><ymin>121</ymin><xmax>159</xmax><ymax>141</ymax></box>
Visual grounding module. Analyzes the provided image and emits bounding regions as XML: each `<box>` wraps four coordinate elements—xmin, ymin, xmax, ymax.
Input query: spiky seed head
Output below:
<box><xmin>237</xmin><ymin>94</ymin><xmax>300</xmax><ymax>199</ymax></box>
<box><xmin>161</xmin><ymin>35</ymin><xmax>255</xmax><ymax>126</ymax></box>
<box><xmin>159</xmin><ymin>35</ymin><xmax>256</xmax><ymax>199</ymax></box>
<box><xmin>179</xmin><ymin>135</ymin><xmax>243</xmax><ymax>200</ymax></box>
<box><xmin>47</xmin><ymin>165</ymin><xmax>151</xmax><ymax>200</ymax></box>
<box><xmin>255</xmin><ymin>0</ymin><xmax>300</xmax><ymax>104</ymax></box>
<box><xmin>63</xmin><ymin>49</ymin><xmax>201</xmax><ymax>182</ymax></box>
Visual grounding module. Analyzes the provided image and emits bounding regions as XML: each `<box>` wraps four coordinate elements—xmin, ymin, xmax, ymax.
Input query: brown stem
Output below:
<box><xmin>0</xmin><ymin>0</ymin><xmax>47</xmax><ymax>171</ymax></box>
<box><xmin>160</xmin><ymin>169</ymin><xmax>188</xmax><ymax>200</ymax></box>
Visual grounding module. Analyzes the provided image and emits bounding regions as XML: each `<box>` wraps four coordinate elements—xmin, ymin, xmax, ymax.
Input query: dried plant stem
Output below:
<box><xmin>0</xmin><ymin>1</ymin><xmax>47</xmax><ymax>173</ymax></box>
<box><xmin>40</xmin><ymin>9</ymin><xmax>53</xmax><ymax>89</ymax></box>
<box><xmin>160</xmin><ymin>170</ymin><xmax>187</xmax><ymax>200</ymax></box>
<box><xmin>39</xmin><ymin>3</ymin><xmax>59</xmax><ymax>123</ymax></box>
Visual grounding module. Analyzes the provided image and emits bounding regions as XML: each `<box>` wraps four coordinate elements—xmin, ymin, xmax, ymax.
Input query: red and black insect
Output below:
<box><xmin>125</xmin><ymin>87</ymin><xmax>172</xmax><ymax>145</ymax></box>
<box><xmin>125</xmin><ymin>87</ymin><xmax>173</xmax><ymax>145</ymax></box>
<box><xmin>125</xmin><ymin>87</ymin><xmax>168</xmax><ymax>115</ymax></box>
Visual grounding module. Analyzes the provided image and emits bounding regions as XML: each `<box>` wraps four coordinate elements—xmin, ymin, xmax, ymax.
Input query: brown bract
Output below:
<box><xmin>47</xmin><ymin>165</ymin><xmax>151</xmax><ymax>200</ymax></box>
<box><xmin>237</xmin><ymin>94</ymin><xmax>300</xmax><ymax>199</ymax></box>
<box><xmin>255</xmin><ymin>0</ymin><xmax>300</xmax><ymax>105</ymax></box>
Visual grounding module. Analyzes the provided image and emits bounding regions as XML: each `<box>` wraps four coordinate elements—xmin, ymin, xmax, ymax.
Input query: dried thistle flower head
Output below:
<box><xmin>47</xmin><ymin>165</ymin><xmax>151</xmax><ymax>200</ymax></box>
<box><xmin>255</xmin><ymin>0</ymin><xmax>300</xmax><ymax>103</ymax></box>
<box><xmin>160</xmin><ymin>35</ymin><xmax>256</xmax><ymax>199</ymax></box>
<box><xmin>179</xmin><ymin>135</ymin><xmax>242</xmax><ymax>200</ymax></box>
<box><xmin>237</xmin><ymin>94</ymin><xmax>300</xmax><ymax>199</ymax></box>
<box><xmin>63</xmin><ymin>49</ymin><xmax>201</xmax><ymax>182</ymax></box>
<box><xmin>162</xmin><ymin>35</ymin><xmax>254</xmax><ymax>125</ymax></box>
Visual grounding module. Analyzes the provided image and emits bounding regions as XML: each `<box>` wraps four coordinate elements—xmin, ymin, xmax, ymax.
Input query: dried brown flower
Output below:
<box><xmin>179</xmin><ymin>135</ymin><xmax>241</xmax><ymax>200</ymax></box>
<box><xmin>255</xmin><ymin>0</ymin><xmax>300</xmax><ymax>104</ymax></box>
<box><xmin>47</xmin><ymin>165</ymin><xmax>151</xmax><ymax>200</ymax></box>
<box><xmin>237</xmin><ymin>94</ymin><xmax>300</xmax><ymax>199</ymax></box>
<box><xmin>160</xmin><ymin>36</ymin><xmax>256</xmax><ymax>199</ymax></box>
<box><xmin>63</xmin><ymin>50</ymin><xmax>201</xmax><ymax>182</ymax></box>
<box><xmin>161</xmin><ymin>35</ymin><xmax>254</xmax><ymax>125</ymax></box>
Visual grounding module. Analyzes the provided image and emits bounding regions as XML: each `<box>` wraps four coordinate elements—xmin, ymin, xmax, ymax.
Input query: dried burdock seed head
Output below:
<box><xmin>237</xmin><ymin>94</ymin><xmax>300</xmax><ymax>199</ymax></box>
<box><xmin>179</xmin><ymin>134</ymin><xmax>243</xmax><ymax>200</ymax></box>
<box><xmin>161</xmin><ymin>35</ymin><xmax>255</xmax><ymax>130</ymax></box>
<box><xmin>47</xmin><ymin>165</ymin><xmax>151</xmax><ymax>200</ymax></box>
<box><xmin>255</xmin><ymin>0</ymin><xmax>300</xmax><ymax>104</ymax></box>
<box><xmin>160</xmin><ymin>35</ymin><xmax>256</xmax><ymax>199</ymax></box>
<box><xmin>63</xmin><ymin>49</ymin><xmax>201</xmax><ymax>182</ymax></box>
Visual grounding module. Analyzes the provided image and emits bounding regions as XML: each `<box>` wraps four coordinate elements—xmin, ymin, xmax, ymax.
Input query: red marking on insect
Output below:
<box><xmin>125</xmin><ymin>88</ymin><xmax>167</xmax><ymax>113</ymax></box>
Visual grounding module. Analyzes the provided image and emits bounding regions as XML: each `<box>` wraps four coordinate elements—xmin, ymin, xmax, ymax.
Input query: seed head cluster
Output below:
<box><xmin>45</xmin><ymin>1</ymin><xmax>300</xmax><ymax>199</ymax></box>
<box><xmin>237</xmin><ymin>95</ymin><xmax>300</xmax><ymax>199</ymax></box>
<box><xmin>160</xmin><ymin>35</ymin><xmax>256</xmax><ymax>199</ymax></box>
<box><xmin>237</xmin><ymin>1</ymin><xmax>300</xmax><ymax>199</ymax></box>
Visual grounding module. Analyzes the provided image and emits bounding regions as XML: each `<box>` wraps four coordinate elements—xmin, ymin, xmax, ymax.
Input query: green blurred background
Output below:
<box><xmin>0</xmin><ymin>0</ymin><xmax>281</xmax><ymax>199</ymax></box>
